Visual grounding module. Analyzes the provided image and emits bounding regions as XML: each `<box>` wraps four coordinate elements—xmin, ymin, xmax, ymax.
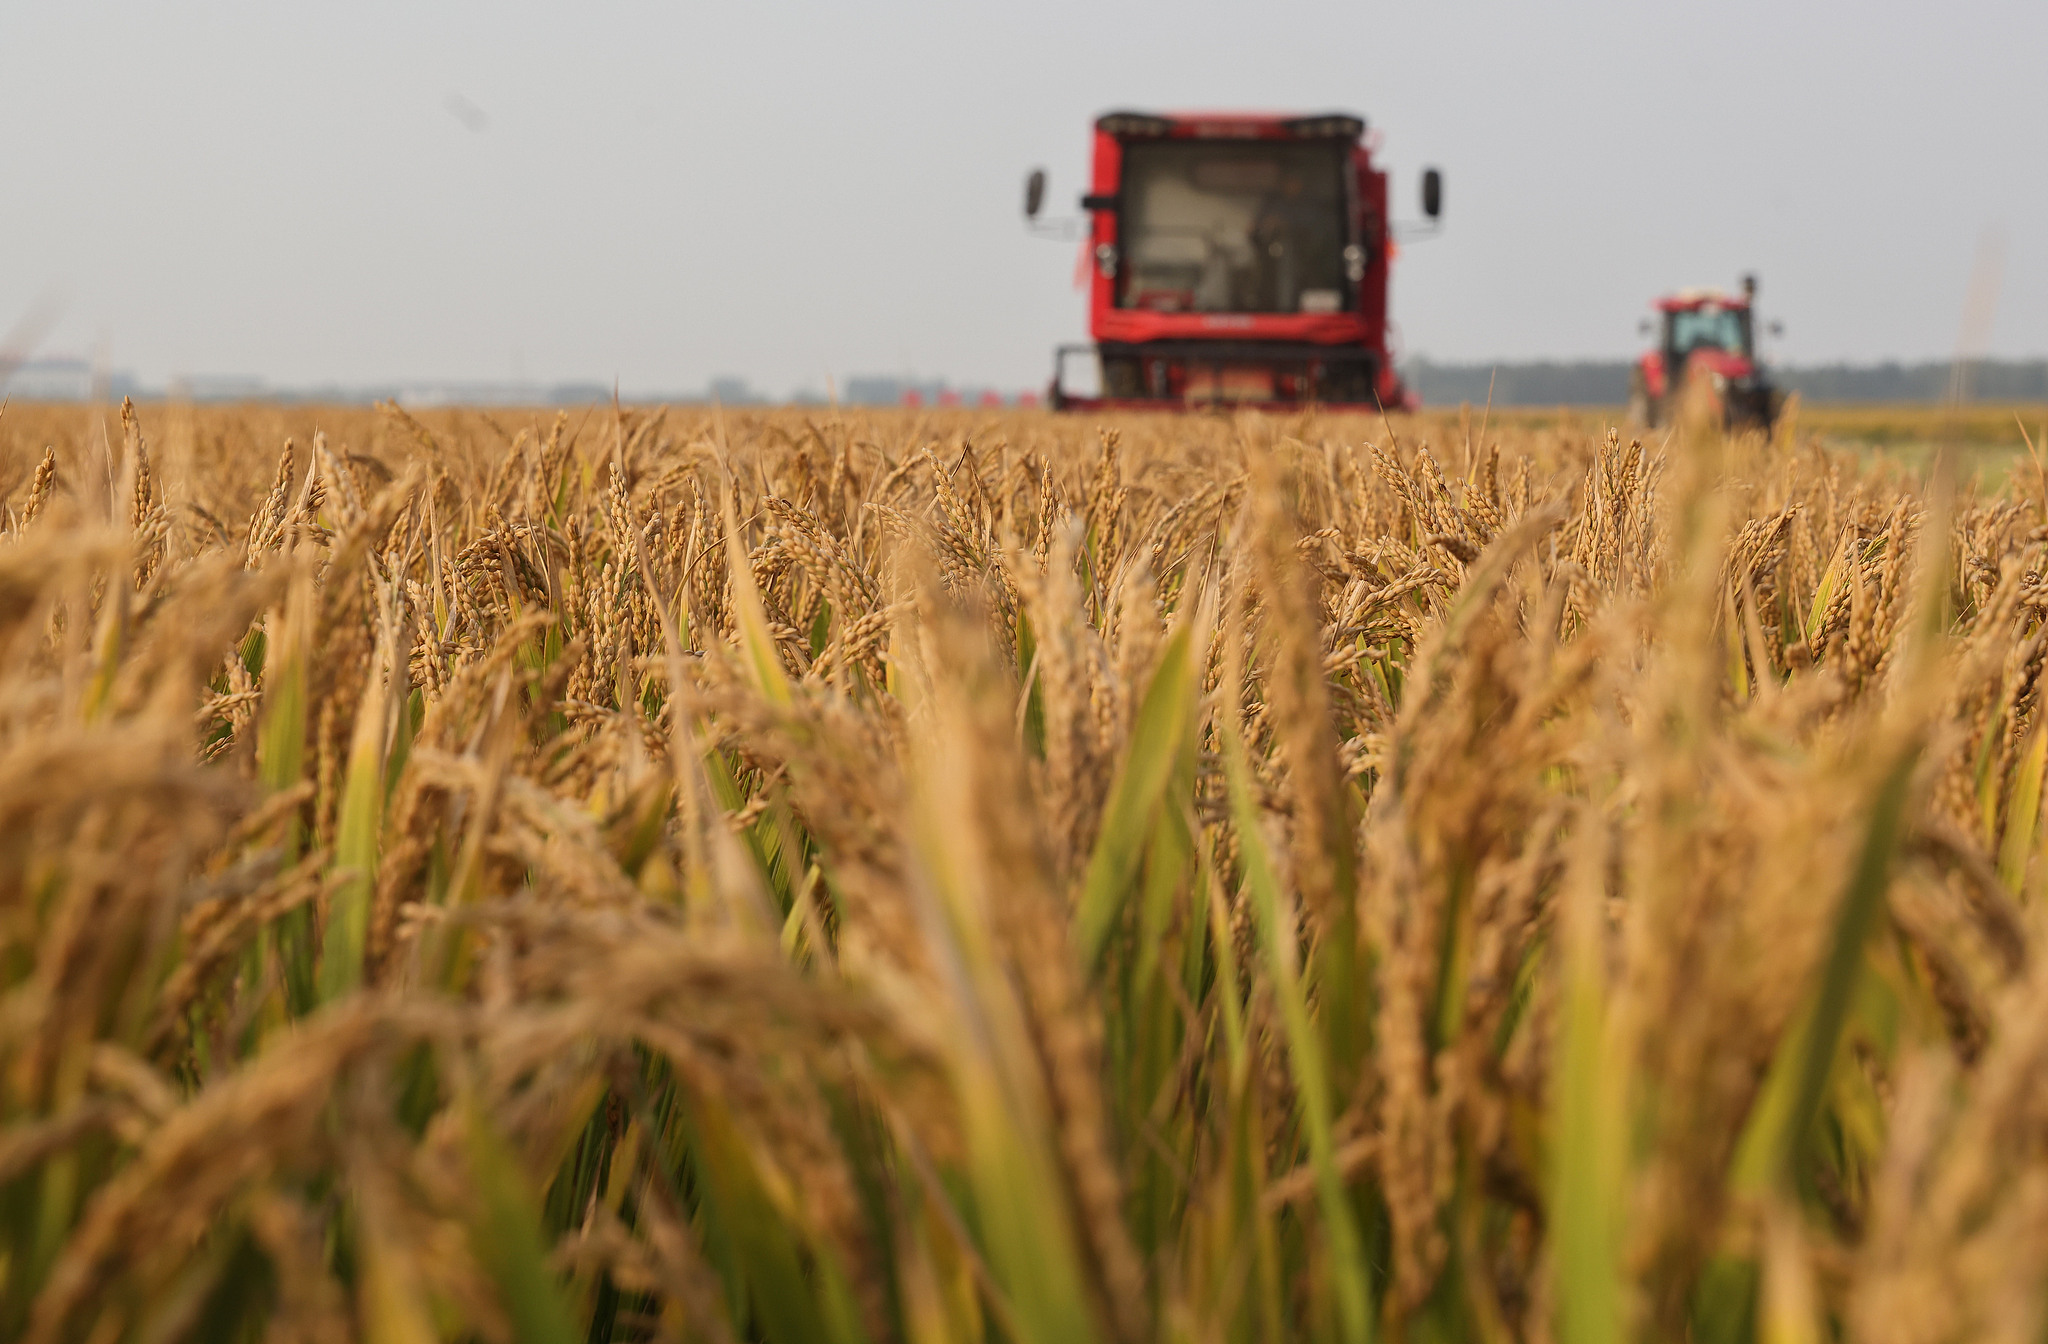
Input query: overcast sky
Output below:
<box><xmin>2</xmin><ymin>0</ymin><xmax>2043</xmax><ymax>395</ymax></box>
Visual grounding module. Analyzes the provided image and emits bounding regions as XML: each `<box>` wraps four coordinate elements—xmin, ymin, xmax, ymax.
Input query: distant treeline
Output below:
<box><xmin>1402</xmin><ymin>358</ymin><xmax>2048</xmax><ymax>406</ymax></box>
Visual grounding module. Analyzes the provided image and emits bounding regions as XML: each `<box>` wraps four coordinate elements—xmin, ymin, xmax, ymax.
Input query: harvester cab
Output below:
<box><xmin>1628</xmin><ymin>274</ymin><xmax>1785</xmax><ymax>431</ymax></box>
<box><xmin>1024</xmin><ymin>111</ymin><xmax>1440</xmax><ymax>411</ymax></box>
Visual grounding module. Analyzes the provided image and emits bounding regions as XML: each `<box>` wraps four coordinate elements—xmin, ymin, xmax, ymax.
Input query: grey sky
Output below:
<box><xmin>2</xmin><ymin>1</ymin><xmax>2042</xmax><ymax>395</ymax></box>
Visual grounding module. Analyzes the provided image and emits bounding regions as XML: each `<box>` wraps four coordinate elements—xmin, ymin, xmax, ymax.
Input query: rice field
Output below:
<box><xmin>2</xmin><ymin>392</ymin><xmax>2045</xmax><ymax>1344</ymax></box>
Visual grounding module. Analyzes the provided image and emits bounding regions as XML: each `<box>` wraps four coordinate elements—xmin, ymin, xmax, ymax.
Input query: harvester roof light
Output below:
<box><xmin>1280</xmin><ymin>114</ymin><xmax>1366</xmax><ymax>140</ymax></box>
<box><xmin>1095</xmin><ymin>112</ymin><xmax>1174</xmax><ymax>138</ymax></box>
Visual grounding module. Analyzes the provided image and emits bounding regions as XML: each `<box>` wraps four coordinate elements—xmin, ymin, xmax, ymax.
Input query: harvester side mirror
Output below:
<box><xmin>1638</xmin><ymin>319</ymin><xmax>1654</xmax><ymax>336</ymax></box>
<box><xmin>1421</xmin><ymin>168</ymin><xmax>1442</xmax><ymax>219</ymax></box>
<box><xmin>1769</xmin><ymin>321</ymin><xmax>1785</xmax><ymax>337</ymax></box>
<box><xmin>1024</xmin><ymin>168</ymin><xmax>1046</xmax><ymax>220</ymax></box>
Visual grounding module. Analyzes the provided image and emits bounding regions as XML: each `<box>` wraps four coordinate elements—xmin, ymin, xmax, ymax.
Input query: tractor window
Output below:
<box><xmin>1115</xmin><ymin>141</ymin><xmax>1349</xmax><ymax>315</ymax></box>
<box><xmin>1665</xmin><ymin>307</ymin><xmax>1751</xmax><ymax>358</ymax></box>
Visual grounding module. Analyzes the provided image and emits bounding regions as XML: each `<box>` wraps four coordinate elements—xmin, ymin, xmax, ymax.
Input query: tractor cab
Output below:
<box><xmin>1629</xmin><ymin>275</ymin><xmax>1783</xmax><ymax>430</ymax></box>
<box><xmin>1661</xmin><ymin>298</ymin><xmax>1754</xmax><ymax>368</ymax></box>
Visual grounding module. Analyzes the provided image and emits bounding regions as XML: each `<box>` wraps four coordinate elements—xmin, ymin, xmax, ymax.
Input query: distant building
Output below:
<box><xmin>2</xmin><ymin>358</ymin><xmax>95</xmax><ymax>400</ymax></box>
<box><xmin>843</xmin><ymin>376</ymin><xmax>949</xmax><ymax>407</ymax></box>
<box><xmin>172</xmin><ymin>374</ymin><xmax>270</xmax><ymax>402</ymax></box>
<box><xmin>707</xmin><ymin>376</ymin><xmax>762</xmax><ymax>406</ymax></box>
<box><xmin>395</xmin><ymin>381</ymin><xmax>550</xmax><ymax>407</ymax></box>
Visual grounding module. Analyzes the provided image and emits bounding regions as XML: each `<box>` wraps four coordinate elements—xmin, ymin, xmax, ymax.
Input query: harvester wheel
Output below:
<box><xmin>1319</xmin><ymin>363</ymin><xmax>1375</xmax><ymax>405</ymax></box>
<box><xmin>1102</xmin><ymin>356</ymin><xmax>1142</xmax><ymax>400</ymax></box>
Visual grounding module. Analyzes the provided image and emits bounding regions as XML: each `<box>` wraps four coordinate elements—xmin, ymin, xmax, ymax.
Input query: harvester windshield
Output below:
<box><xmin>1116</xmin><ymin>141</ymin><xmax>1349</xmax><ymax>315</ymax></box>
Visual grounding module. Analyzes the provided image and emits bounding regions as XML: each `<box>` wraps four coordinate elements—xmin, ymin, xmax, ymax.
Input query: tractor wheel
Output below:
<box><xmin>1723</xmin><ymin>386</ymin><xmax>1776</xmax><ymax>434</ymax></box>
<box><xmin>1751</xmin><ymin>387</ymin><xmax>1785</xmax><ymax>435</ymax></box>
<box><xmin>1626</xmin><ymin>369</ymin><xmax>1655</xmax><ymax>429</ymax></box>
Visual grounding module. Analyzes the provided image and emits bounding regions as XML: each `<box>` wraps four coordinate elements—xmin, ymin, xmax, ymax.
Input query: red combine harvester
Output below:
<box><xmin>1025</xmin><ymin>110</ymin><xmax>1439</xmax><ymax>412</ymax></box>
<box><xmin>1628</xmin><ymin>274</ymin><xmax>1784</xmax><ymax>430</ymax></box>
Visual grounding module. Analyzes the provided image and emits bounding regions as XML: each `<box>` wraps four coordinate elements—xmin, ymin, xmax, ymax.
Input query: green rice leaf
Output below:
<box><xmin>1734</xmin><ymin>740</ymin><xmax>1918</xmax><ymax>1192</ymax></box>
<box><xmin>1999</xmin><ymin>724</ymin><xmax>2047</xmax><ymax>893</ymax></box>
<box><xmin>1221</xmin><ymin>704</ymin><xmax>1375</xmax><ymax>1344</ymax></box>
<box><xmin>1076</xmin><ymin>620</ymin><xmax>1194</xmax><ymax>969</ymax></box>
<box><xmin>464</xmin><ymin>1100</ymin><xmax>581</xmax><ymax>1344</ymax></box>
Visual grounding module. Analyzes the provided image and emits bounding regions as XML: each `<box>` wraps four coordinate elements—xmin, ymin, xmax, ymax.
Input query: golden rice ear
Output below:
<box><xmin>896</xmin><ymin>552</ymin><xmax>1146</xmax><ymax>1344</ymax></box>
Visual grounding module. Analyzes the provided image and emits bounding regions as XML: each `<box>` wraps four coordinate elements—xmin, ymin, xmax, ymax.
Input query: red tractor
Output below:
<box><xmin>1025</xmin><ymin>110</ymin><xmax>1439</xmax><ymax>411</ymax></box>
<box><xmin>1628</xmin><ymin>275</ymin><xmax>1784</xmax><ymax>430</ymax></box>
